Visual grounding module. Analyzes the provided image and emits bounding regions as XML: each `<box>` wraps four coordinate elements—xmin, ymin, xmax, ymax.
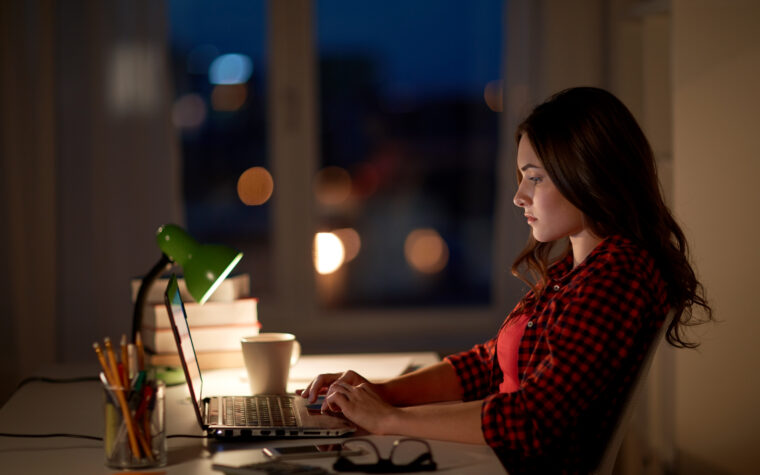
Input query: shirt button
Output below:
<box><xmin>527</xmin><ymin>321</ymin><xmax>534</xmax><ymax>328</ymax></box>
<box><xmin>553</xmin><ymin>284</ymin><xmax>560</xmax><ymax>291</ymax></box>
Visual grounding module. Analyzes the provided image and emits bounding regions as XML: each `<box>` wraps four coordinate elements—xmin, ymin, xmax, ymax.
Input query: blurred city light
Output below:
<box><xmin>404</xmin><ymin>228</ymin><xmax>449</xmax><ymax>274</ymax></box>
<box><xmin>333</xmin><ymin>228</ymin><xmax>361</xmax><ymax>262</ymax></box>
<box><xmin>237</xmin><ymin>166</ymin><xmax>274</xmax><ymax>205</ymax></box>
<box><xmin>314</xmin><ymin>232</ymin><xmax>346</xmax><ymax>275</ymax></box>
<box><xmin>211</xmin><ymin>84</ymin><xmax>248</xmax><ymax>111</ymax></box>
<box><xmin>314</xmin><ymin>166</ymin><xmax>352</xmax><ymax>206</ymax></box>
<box><xmin>209</xmin><ymin>53</ymin><xmax>253</xmax><ymax>84</ymax></box>
<box><xmin>172</xmin><ymin>93</ymin><xmax>207</xmax><ymax>129</ymax></box>
<box><xmin>484</xmin><ymin>79</ymin><xmax>503</xmax><ymax>112</ymax></box>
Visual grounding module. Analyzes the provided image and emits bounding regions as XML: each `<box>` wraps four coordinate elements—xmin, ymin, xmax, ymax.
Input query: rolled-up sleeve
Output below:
<box><xmin>443</xmin><ymin>339</ymin><xmax>496</xmax><ymax>401</ymax></box>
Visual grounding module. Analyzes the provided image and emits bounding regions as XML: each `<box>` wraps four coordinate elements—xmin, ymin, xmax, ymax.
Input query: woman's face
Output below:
<box><xmin>513</xmin><ymin>135</ymin><xmax>586</xmax><ymax>243</ymax></box>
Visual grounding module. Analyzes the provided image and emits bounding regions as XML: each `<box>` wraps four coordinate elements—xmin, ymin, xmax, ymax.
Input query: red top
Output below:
<box><xmin>444</xmin><ymin>236</ymin><xmax>669</xmax><ymax>473</ymax></box>
<box><xmin>496</xmin><ymin>313</ymin><xmax>530</xmax><ymax>393</ymax></box>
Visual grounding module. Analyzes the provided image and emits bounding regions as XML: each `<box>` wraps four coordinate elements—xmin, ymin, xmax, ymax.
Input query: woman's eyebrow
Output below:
<box><xmin>520</xmin><ymin>163</ymin><xmax>542</xmax><ymax>172</ymax></box>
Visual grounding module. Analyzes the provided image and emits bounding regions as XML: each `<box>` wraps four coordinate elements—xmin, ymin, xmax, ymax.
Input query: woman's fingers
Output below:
<box><xmin>299</xmin><ymin>373</ymin><xmax>340</xmax><ymax>403</ymax></box>
<box><xmin>323</xmin><ymin>381</ymin><xmax>353</xmax><ymax>412</ymax></box>
<box><xmin>300</xmin><ymin>370</ymin><xmax>373</xmax><ymax>409</ymax></box>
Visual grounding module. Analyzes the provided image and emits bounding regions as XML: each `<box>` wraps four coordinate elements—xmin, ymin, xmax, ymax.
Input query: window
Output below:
<box><xmin>168</xmin><ymin>0</ymin><xmax>511</xmax><ymax>351</ymax></box>
<box><xmin>314</xmin><ymin>0</ymin><xmax>503</xmax><ymax>309</ymax></box>
<box><xmin>168</xmin><ymin>0</ymin><xmax>272</xmax><ymax>296</ymax></box>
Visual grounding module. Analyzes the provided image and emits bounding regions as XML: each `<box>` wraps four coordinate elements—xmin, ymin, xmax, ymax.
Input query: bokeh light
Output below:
<box><xmin>404</xmin><ymin>228</ymin><xmax>449</xmax><ymax>274</ymax></box>
<box><xmin>208</xmin><ymin>53</ymin><xmax>253</xmax><ymax>85</ymax></box>
<box><xmin>314</xmin><ymin>166</ymin><xmax>352</xmax><ymax>206</ymax></box>
<box><xmin>237</xmin><ymin>166</ymin><xmax>274</xmax><ymax>205</ymax></box>
<box><xmin>211</xmin><ymin>84</ymin><xmax>248</xmax><ymax>111</ymax></box>
<box><xmin>314</xmin><ymin>232</ymin><xmax>346</xmax><ymax>275</ymax></box>
<box><xmin>172</xmin><ymin>93</ymin><xmax>207</xmax><ymax>129</ymax></box>
<box><xmin>484</xmin><ymin>79</ymin><xmax>504</xmax><ymax>112</ymax></box>
<box><xmin>333</xmin><ymin>228</ymin><xmax>361</xmax><ymax>262</ymax></box>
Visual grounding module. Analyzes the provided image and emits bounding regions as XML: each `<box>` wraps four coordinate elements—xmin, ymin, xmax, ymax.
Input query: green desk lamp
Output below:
<box><xmin>131</xmin><ymin>224</ymin><xmax>243</xmax><ymax>343</ymax></box>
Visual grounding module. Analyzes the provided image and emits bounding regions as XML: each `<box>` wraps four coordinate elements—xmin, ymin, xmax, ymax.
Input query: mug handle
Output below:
<box><xmin>290</xmin><ymin>340</ymin><xmax>301</xmax><ymax>366</ymax></box>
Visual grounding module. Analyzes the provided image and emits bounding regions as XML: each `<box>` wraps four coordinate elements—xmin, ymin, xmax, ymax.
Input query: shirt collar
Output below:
<box><xmin>547</xmin><ymin>236</ymin><xmax>630</xmax><ymax>283</ymax></box>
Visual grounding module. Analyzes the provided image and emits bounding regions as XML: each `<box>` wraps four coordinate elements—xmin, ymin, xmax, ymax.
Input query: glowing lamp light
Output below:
<box><xmin>314</xmin><ymin>232</ymin><xmax>345</xmax><ymax>275</ymax></box>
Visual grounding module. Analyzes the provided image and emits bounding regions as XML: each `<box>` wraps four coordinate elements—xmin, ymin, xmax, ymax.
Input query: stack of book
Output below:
<box><xmin>131</xmin><ymin>274</ymin><xmax>259</xmax><ymax>369</ymax></box>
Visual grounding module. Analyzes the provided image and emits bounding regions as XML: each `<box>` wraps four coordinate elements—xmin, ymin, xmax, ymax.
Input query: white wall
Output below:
<box><xmin>673</xmin><ymin>1</ymin><xmax>760</xmax><ymax>473</ymax></box>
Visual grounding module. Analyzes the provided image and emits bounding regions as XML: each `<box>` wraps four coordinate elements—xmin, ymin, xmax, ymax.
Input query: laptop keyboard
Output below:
<box><xmin>219</xmin><ymin>396</ymin><xmax>298</xmax><ymax>427</ymax></box>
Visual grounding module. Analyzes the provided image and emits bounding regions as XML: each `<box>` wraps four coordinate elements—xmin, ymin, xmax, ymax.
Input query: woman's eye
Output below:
<box><xmin>528</xmin><ymin>176</ymin><xmax>543</xmax><ymax>184</ymax></box>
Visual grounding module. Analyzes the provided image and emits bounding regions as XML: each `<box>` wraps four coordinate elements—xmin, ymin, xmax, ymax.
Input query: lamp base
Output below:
<box><xmin>151</xmin><ymin>365</ymin><xmax>187</xmax><ymax>386</ymax></box>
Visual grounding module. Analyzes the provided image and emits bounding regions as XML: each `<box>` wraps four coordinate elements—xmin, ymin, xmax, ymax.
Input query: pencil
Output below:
<box><xmin>93</xmin><ymin>343</ymin><xmax>116</xmax><ymax>386</ymax></box>
<box><xmin>103</xmin><ymin>337</ymin><xmax>120</xmax><ymax>388</ymax></box>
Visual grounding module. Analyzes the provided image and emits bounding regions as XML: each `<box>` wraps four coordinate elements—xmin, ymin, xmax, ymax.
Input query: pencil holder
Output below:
<box><xmin>103</xmin><ymin>380</ymin><xmax>167</xmax><ymax>469</ymax></box>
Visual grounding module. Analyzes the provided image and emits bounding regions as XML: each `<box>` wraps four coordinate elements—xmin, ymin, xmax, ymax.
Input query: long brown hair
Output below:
<box><xmin>511</xmin><ymin>87</ymin><xmax>711</xmax><ymax>348</ymax></box>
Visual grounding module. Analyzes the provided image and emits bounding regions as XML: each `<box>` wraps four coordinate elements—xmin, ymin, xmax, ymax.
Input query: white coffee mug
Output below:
<box><xmin>241</xmin><ymin>333</ymin><xmax>301</xmax><ymax>395</ymax></box>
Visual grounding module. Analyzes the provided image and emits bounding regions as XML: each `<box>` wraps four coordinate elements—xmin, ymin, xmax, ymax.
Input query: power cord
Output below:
<box><xmin>0</xmin><ymin>432</ymin><xmax>102</xmax><ymax>441</ymax></box>
<box><xmin>0</xmin><ymin>433</ymin><xmax>211</xmax><ymax>440</ymax></box>
<box><xmin>12</xmin><ymin>376</ymin><xmax>99</xmax><ymax>395</ymax></box>
<box><xmin>2</xmin><ymin>377</ymin><xmax>211</xmax><ymax>441</ymax></box>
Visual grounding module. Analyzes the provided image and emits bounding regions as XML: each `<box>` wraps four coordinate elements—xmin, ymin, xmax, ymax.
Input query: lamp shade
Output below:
<box><xmin>155</xmin><ymin>224</ymin><xmax>243</xmax><ymax>304</ymax></box>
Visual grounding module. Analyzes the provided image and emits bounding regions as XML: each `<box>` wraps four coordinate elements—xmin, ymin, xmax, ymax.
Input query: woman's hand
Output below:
<box><xmin>324</xmin><ymin>380</ymin><xmax>400</xmax><ymax>434</ymax></box>
<box><xmin>297</xmin><ymin>370</ymin><xmax>375</xmax><ymax>407</ymax></box>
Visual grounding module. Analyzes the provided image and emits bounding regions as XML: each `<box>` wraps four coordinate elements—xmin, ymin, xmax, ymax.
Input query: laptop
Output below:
<box><xmin>163</xmin><ymin>274</ymin><xmax>356</xmax><ymax>439</ymax></box>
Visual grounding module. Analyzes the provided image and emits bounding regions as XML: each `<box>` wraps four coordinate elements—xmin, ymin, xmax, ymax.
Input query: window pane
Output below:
<box><xmin>315</xmin><ymin>0</ymin><xmax>503</xmax><ymax>308</ymax></box>
<box><xmin>168</xmin><ymin>0</ymin><xmax>271</xmax><ymax>294</ymax></box>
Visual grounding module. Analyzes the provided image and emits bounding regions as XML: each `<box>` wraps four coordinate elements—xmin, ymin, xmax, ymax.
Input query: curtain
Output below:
<box><xmin>0</xmin><ymin>0</ymin><xmax>181</xmax><ymax>403</ymax></box>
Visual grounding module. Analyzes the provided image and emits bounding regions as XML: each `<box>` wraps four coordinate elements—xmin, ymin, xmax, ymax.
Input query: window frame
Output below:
<box><xmin>262</xmin><ymin>0</ymin><xmax>522</xmax><ymax>353</ymax></box>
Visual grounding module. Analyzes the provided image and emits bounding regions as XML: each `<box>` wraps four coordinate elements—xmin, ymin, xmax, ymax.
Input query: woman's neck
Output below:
<box><xmin>569</xmin><ymin>230</ymin><xmax>604</xmax><ymax>268</ymax></box>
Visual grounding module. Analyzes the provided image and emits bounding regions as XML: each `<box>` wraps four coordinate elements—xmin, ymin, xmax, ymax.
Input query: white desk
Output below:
<box><xmin>0</xmin><ymin>353</ymin><xmax>505</xmax><ymax>474</ymax></box>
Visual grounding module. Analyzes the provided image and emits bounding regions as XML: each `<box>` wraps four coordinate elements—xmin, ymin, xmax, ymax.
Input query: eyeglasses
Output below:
<box><xmin>333</xmin><ymin>438</ymin><xmax>437</xmax><ymax>473</ymax></box>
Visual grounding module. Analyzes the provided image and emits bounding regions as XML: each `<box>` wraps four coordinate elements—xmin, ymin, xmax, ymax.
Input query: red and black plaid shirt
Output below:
<box><xmin>445</xmin><ymin>236</ymin><xmax>669</xmax><ymax>473</ymax></box>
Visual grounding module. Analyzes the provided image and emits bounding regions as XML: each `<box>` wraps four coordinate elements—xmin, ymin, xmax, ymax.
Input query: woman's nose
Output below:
<box><xmin>513</xmin><ymin>185</ymin><xmax>529</xmax><ymax>208</ymax></box>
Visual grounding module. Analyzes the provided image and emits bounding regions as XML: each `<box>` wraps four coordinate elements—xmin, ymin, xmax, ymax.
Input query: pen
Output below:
<box><xmin>135</xmin><ymin>332</ymin><xmax>145</xmax><ymax>372</ymax></box>
<box><xmin>128</xmin><ymin>343</ymin><xmax>137</xmax><ymax>380</ymax></box>
<box><xmin>99</xmin><ymin>371</ymin><xmax>119</xmax><ymax>406</ymax></box>
<box><xmin>120</xmin><ymin>334</ymin><xmax>130</xmax><ymax>387</ymax></box>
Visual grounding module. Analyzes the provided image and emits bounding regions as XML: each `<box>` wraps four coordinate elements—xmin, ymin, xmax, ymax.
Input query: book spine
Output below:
<box><xmin>143</xmin><ymin>299</ymin><xmax>258</xmax><ymax>329</ymax></box>
<box><xmin>143</xmin><ymin>325</ymin><xmax>261</xmax><ymax>353</ymax></box>
<box><xmin>131</xmin><ymin>274</ymin><xmax>251</xmax><ymax>304</ymax></box>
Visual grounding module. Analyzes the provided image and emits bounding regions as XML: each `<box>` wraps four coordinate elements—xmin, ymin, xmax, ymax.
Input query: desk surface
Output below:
<box><xmin>0</xmin><ymin>353</ymin><xmax>505</xmax><ymax>474</ymax></box>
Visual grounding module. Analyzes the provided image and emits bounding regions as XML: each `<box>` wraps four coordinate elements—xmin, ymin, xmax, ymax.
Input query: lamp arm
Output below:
<box><xmin>131</xmin><ymin>253</ymin><xmax>172</xmax><ymax>343</ymax></box>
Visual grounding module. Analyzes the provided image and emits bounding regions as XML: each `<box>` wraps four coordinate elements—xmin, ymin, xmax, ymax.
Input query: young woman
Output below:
<box><xmin>298</xmin><ymin>87</ymin><xmax>711</xmax><ymax>473</ymax></box>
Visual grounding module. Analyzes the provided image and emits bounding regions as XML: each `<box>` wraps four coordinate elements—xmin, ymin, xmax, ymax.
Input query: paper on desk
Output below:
<box><xmin>199</xmin><ymin>354</ymin><xmax>414</xmax><ymax>396</ymax></box>
<box><xmin>288</xmin><ymin>354</ymin><xmax>413</xmax><ymax>383</ymax></box>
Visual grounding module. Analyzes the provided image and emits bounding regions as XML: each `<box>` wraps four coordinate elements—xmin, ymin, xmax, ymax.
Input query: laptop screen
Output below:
<box><xmin>164</xmin><ymin>274</ymin><xmax>204</xmax><ymax>410</ymax></box>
